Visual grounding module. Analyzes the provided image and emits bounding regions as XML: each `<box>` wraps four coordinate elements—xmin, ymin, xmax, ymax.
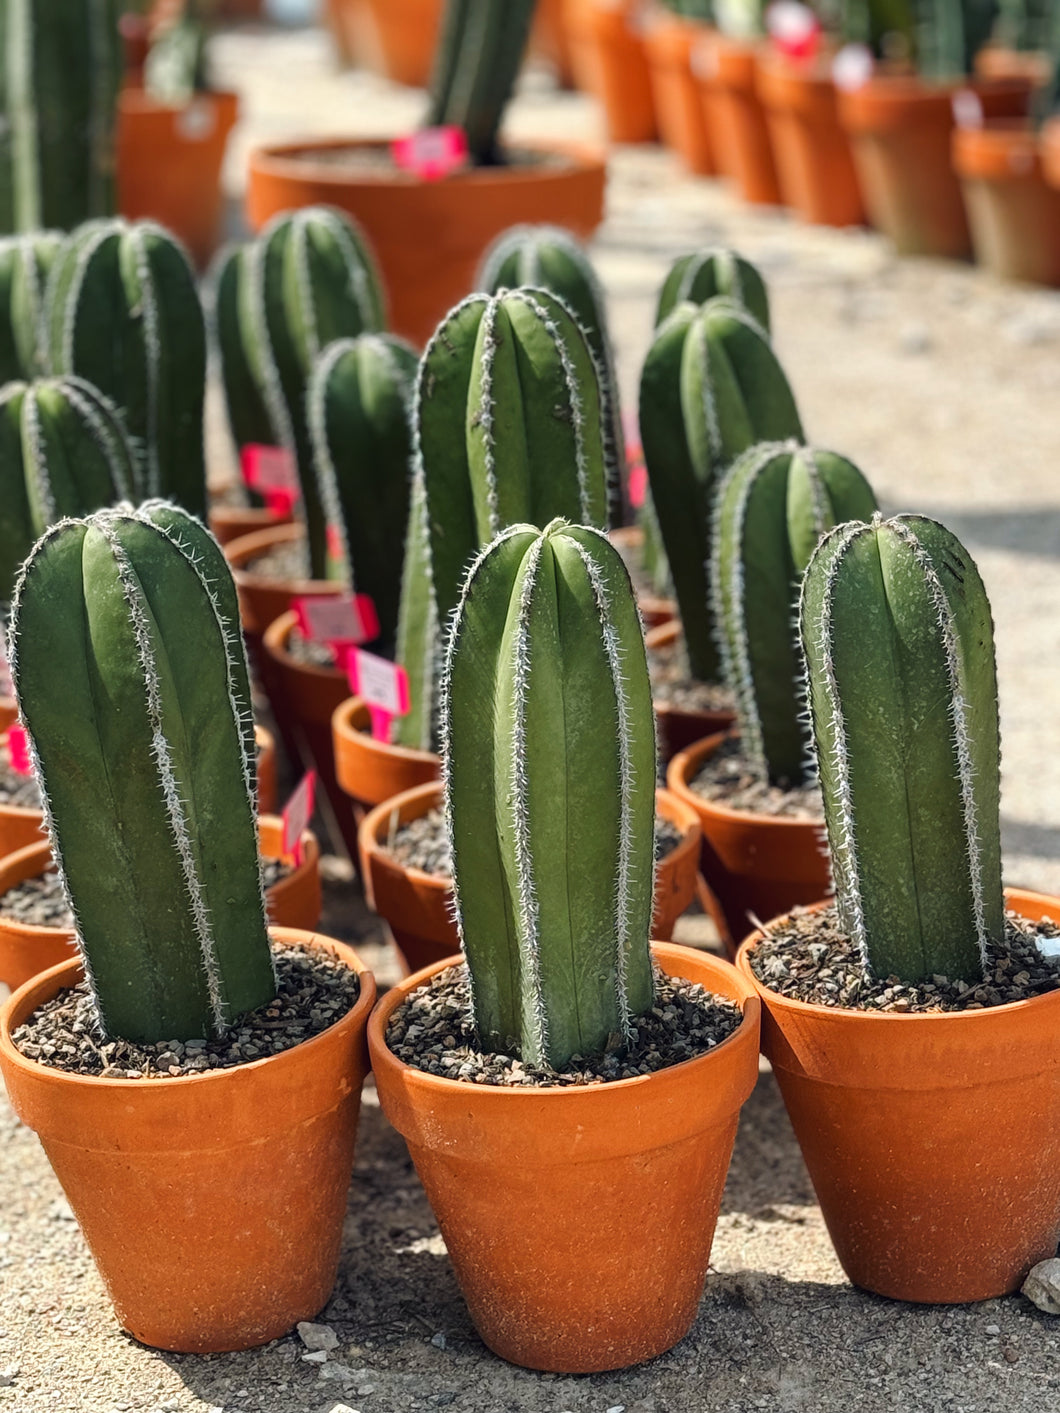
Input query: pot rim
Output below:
<box><xmin>223</xmin><ymin>522</ymin><xmax>335</xmax><ymax>597</ymax></box>
<box><xmin>667</xmin><ymin>730</ymin><xmax>826</xmax><ymax>833</ymax></box>
<box><xmin>263</xmin><ymin>609</ymin><xmax>347</xmax><ymax>687</ymax></box>
<box><xmin>118</xmin><ymin>87</ymin><xmax>240</xmax><ymax>118</ymax></box>
<box><xmin>332</xmin><ymin>695</ymin><xmax>440</xmax><ymax>770</ymax></box>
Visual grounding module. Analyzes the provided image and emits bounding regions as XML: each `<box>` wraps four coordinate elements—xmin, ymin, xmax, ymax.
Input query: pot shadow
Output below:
<box><xmin>907</xmin><ymin>504</ymin><xmax>1060</xmax><ymax>561</ymax></box>
<box><xmin>1002</xmin><ymin>813</ymin><xmax>1060</xmax><ymax>864</ymax></box>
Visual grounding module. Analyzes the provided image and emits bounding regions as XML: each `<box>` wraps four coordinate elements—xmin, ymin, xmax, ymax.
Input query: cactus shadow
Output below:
<box><xmin>913</xmin><ymin>505</ymin><xmax>1060</xmax><ymax>561</ymax></box>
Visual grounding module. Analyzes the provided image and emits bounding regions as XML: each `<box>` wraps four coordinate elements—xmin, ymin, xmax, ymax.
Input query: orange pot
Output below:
<box><xmin>837</xmin><ymin>75</ymin><xmax>1031</xmax><ymax>259</ymax></box>
<box><xmin>531</xmin><ymin>0</ymin><xmax>576</xmax><ymax>88</ymax></box>
<box><xmin>975</xmin><ymin>45</ymin><xmax>1053</xmax><ymax>93</ymax></box>
<box><xmin>954</xmin><ymin>121</ymin><xmax>1060</xmax><ymax>285</ymax></box>
<box><xmin>642</xmin><ymin>15</ymin><xmax>717</xmax><ymax>175</ymax></box>
<box><xmin>0</xmin><ymin>931</ymin><xmax>375</xmax><ymax>1352</ymax></box>
<box><xmin>667</xmin><ymin>732</ymin><xmax>830</xmax><ymax>958</ymax></box>
<box><xmin>223</xmin><ymin>523</ymin><xmax>340</xmax><ymax>644</ymax></box>
<box><xmin>207</xmin><ymin>503</ymin><xmax>293</xmax><ymax>548</ymax></box>
<box><xmin>117</xmin><ymin>89</ymin><xmax>238</xmax><ymax>268</ymax></box>
<box><xmin>259</xmin><ymin>814</ymin><xmax>322</xmax><ymax>932</ymax></box>
<box><xmin>370</xmin><ymin>942</ymin><xmax>760</xmax><ymax>1371</ymax></box>
<box><xmin>563</xmin><ymin>0</ymin><xmax>657</xmax><ymax>143</ymax></box>
<box><xmin>254</xmin><ymin>723</ymin><xmax>277</xmax><ymax>815</ymax></box>
<box><xmin>246</xmin><ymin>139</ymin><xmax>607</xmax><ymax>348</ymax></box>
<box><xmin>0</xmin><ymin>731</ymin><xmax>44</xmax><ymax>859</ymax></box>
<box><xmin>644</xmin><ymin>620</ymin><xmax>736</xmax><ymax>764</ymax></box>
<box><xmin>695</xmin><ymin>33</ymin><xmax>781</xmax><ymax>204</ymax></box>
<box><xmin>332</xmin><ymin>696</ymin><xmax>440</xmax><ymax>814</ymax></box>
<box><xmin>737</xmin><ymin>888</ymin><xmax>1060</xmax><ymax>1303</ymax></box>
<box><xmin>0</xmin><ymin>696</ymin><xmax>14</xmax><ymax>732</ymax></box>
<box><xmin>607</xmin><ymin>525</ymin><xmax>676</xmax><ymax>627</ymax></box>
<box><xmin>756</xmin><ymin>51</ymin><xmax>865</xmax><ymax>225</ymax></box>
<box><xmin>337</xmin><ymin>0</ymin><xmax>443</xmax><ymax>86</ymax></box>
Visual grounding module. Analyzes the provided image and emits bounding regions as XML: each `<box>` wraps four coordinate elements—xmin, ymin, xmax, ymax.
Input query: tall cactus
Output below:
<box><xmin>0</xmin><ymin>231</ymin><xmax>62</xmax><ymax>382</ymax></box>
<box><xmin>44</xmin><ymin>218</ymin><xmax>208</xmax><ymax>519</ymax></box>
<box><xmin>713</xmin><ymin>442</ymin><xmax>877</xmax><ymax>787</ymax></box>
<box><xmin>9</xmin><ymin>502</ymin><xmax>274</xmax><ymax>1044</ymax></box>
<box><xmin>208</xmin><ymin>243</ymin><xmax>273</xmax><ymax>492</ymax></box>
<box><xmin>655</xmin><ymin>248</ymin><xmax>771</xmax><ymax>332</ymax></box>
<box><xmin>800</xmin><ymin>513</ymin><xmax>1003</xmax><ymax>983</ymax></box>
<box><xmin>444</xmin><ymin>518</ymin><xmax>656</xmax><ymax>1071</ymax></box>
<box><xmin>639</xmin><ymin>296</ymin><xmax>803</xmax><ymax>683</ymax></box>
<box><xmin>392</xmin><ymin>466</ymin><xmax>440</xmax><ymax>752</ymax></box>
<box><xmin>914</xmin><ymin>0</ymin><xmax>998</xmax><ymax>77</ymax></box>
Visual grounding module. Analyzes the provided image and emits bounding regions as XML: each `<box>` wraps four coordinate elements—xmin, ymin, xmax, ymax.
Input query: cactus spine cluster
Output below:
<box><xmin>713</xmin><ymin>442</ymin><xmax>877</xmax><ymax>787</ymax></box>
<box><xmin>655</xmin><ymin>248</ymin><xmax>771</xmax><ymax>332</ymax></box>
<box><xmin>44</xmin><ymin>218</ymin><xmax>208</xmax><ymax>519</ymax></box>
<box><xmin>639</xmin><ymin>296</ymin><xmax>803</xmax><ymax>682</ymax></box>
<box><xmin>10</xmin><ymin>502</ymin><xmax>274</xmax><ymax>1044</ymax></box>
<box><xmin>427</xmin><ymin>0</ymin><xmax>538</xmax><ymax>165</ymax></box>
<box><xmin>0</xmin><ymin>232</ymin><xmax>62</xmax><ymax>382</ymax></box>
<box><xmin>444</xmin><ymin>519</ymin><xmax>656</xmax><ymax>1071</ymax></box>
<box><xmin>800</xmin><ymin>513</ymin><xmax>1004</xmax><ymax>983</ymax></box>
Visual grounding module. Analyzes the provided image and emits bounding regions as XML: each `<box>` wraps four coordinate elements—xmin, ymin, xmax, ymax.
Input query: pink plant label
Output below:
<box><xmin>391</xmin><ymin>126</ymin><xmax>469</xmax><ymax>181</ymax></box>
<box><xmin>6</xmin><ymin>724</ymin><xmax>32</xmax><ymax>777</ymax></box>
<box><xmin>832</xmin><ymin>43</ymin><xmax>873</xmax><ymax>92</ymax></box>
<box><xmin>240</xmin><ymin>444</ymin><xmax>300</xmax><ymax>516</ymax></box>
<box><xmin>628</xmin><ymin>463</ymin><xmax>648</xmax><ymax>511</ymax></box>
<box><xmin>292</xmin><ymin>593</ymin><xmax>380</xmax><ymax>648</ymax></box>
<box><xmin>345</xmin><ymin>649</ymin><xmax>410</xmax><ymax>743</ymax></box>
<box><xmin>767</xmin><ymin>2</ymin><xmax>821</xmax><ymax>59</ymax></box>
<box><xmin>281</xmin><ymin>769</ymin><xmax>316</xmax><ymax>865</ymax></box>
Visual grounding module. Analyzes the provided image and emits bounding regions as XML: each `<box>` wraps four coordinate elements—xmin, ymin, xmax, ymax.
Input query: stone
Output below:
<box><xmin>985</xmin><ymin>1324</ymin><xmax>1000</xmax><ymax>1335</ymax></box>
<box><xmin>430</xmin><ymin>1332</ymin><xmax>447</xmax><ymax>1349</ymax></box>
<box><xmin>302</xmin><ymin>1350</ymin><xmax>328</xmax><ymax>1364</ymax></box>
<box><xmin>0</xmin><ymin>1367</ymin><xmax>18</xmax><ymax>1387</ymax></box>
<box><xmin>1023</xmin><ymin>1258</ymin><xmax>1060</xmax><ymax>1314</ymax></box>
<box><xmin>297</xmin><ymin>1320</ymin><xmax>339</xmax><ymax>1352</ymax></box>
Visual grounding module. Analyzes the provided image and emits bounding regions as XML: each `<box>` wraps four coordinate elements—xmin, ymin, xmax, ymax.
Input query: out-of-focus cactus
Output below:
<box><xmin>444</xmin><ymin>518</ymin><xmax>656</xmax><ymax>1071</ymax></box>
<box><xmin>915</xmin><ymin>0</ymin><xmax>997</xmax><ymax>78</ymax></box>
<box><xmin>417</xmin><ymin>286</ymin><xmax>612</xmax><ymax>630</ymax></box>
<box><xmin>44</xmin><ymin>218</ymin><xmax>208</xmax><ymax>519</ymax></box>
<box><xmin>392</xmin><ymin>466</ymin><xmax>440</xmax><ymax>752</ymax></box>
<box><xmin>800</xmin><ymin>513</ymin><xmax>1003</xmax><ymax>983</ymax></box>
<box><xmin>639</xmin><ymin>296</ymin><xmax>803</xmax><ymax>683</ymax></box>
<box><xmin>655</xmin><ymin>248</ymin><xmax>771</xmax><ymax>332</ymax></box>
<box><xmin>0</xmin><ymin>232</ymin><xmax>62</xmax><ymax>382</ymax></box>
<box><xmin>9</xmin><ymin>502</ymin><xmax>274</xmax><ymax>1043</ymax></box>
<box><xmin>713</xmin><ymin>441</ymin><xmax>877</xmax><ymax>787</ymax></box>
<box><xmin>208</xmin><ymin>243</ymin><xmax>273</xmax><ymax>497</ymax></box>
<box><xmin>0</xmin><ymin>0</ymin><xmax>123</xmax><ymax>233</ymax></box>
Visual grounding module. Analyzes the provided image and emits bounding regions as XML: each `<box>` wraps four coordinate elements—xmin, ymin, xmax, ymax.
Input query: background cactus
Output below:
<box><xmin>209</xmin><ymin>243</ymin><xmax>273</xmax><ymax>500</ymax></box>
<box><xmin>800</xmin><ymin>513</ymin><xmax>1004</xmax><ymax>983</ymax></box>
<box><xmin>655</xmin><ymin>248</ymin><xmax>771</xmax><ymax>332</ymax></box>
<box><xmin>914</xmin><ymin>0</ymin><xmax>997</xmax><ymax>77</ymax></box>
<box><xmin>444</xmin><ymin>518</ymin><xmax>656</xmax><ymax>1071</ymax></box>
<box><xmin>639</xmin><ymin>296</ymin><xmax>803</xmax><ymax>683</ymax></box>
<box><xmin>44</xmin><ymin>218</ymin><xmax>208</xmax><ymax>519</ymax></box>
<box><xmin>9</xmin><ymin>501</ymin><xmax>274</xmax><ymax>1044</ymax></box>
<box><xmin>713</xmin><ymin>442</ymin><xmax>877</xmax><ymax>787</ymax></box>
<box><xmin>0</xmin><ymin>232</ymin><xmax>62</xmax><ymax>383</ymax></box>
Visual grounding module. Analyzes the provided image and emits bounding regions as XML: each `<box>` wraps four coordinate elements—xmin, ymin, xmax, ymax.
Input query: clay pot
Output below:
<box><xmin>0</xmin><ymin>930</ymin><xmax>375</xmax><ymax>1351</ymax></box>
<box><xmin>245</xmin><ymin>139</ymin><xmax>607</xmax><ymax>347</ymax></box>
<box><xmin>695</xmin><ymin>33</ymin><xmax>782</xmax><ymax>204</ymax></box>
<box><xmin>756</xmin><ymin>52</ymin><xmax>865</xmax><ymax>226</ymax></box>
<box><xmin>333</xmin><ymin>0</ymin><xmax>443</xmax><ymax>86</ymax></box>
<box><xmin>258</xmin><ymin>814</ymin><xmax>322</xmax><ymax>932</ymax></box>
<box><xmin>607</xmin><ymin>526</ymin><xmax>676</xmax><ymax>626</ymax></box>
<box><xmin>208</xmin><ymin>502</ymin><xmax>293</xmax><ymax>549</ymax></box>
<box><xmin>0</xmin><ymin>732</ymin><xmax>44</xmax><ymax>859</ymax></box>
<box><xmin>223</xmin><ymin>523</ymin><xmax>340</xmax><ymax>646</ymax></box>
<box><xmin>737</xmin><ymin>888</ymin><xmax>1060</xmax><ymax>1303</ymax></box>
<box><xmin>370</xmin><ymin>942</ymin><xmax>760</xmax><ymax>1371</ymax></box>
<box><xmin>642</xmin><ymin>15</ymin><xmax>717</xmax><ymax>175</ymax></box>
<box><xmin>955</xmin><ymin>122</ymin><xmax>1060</xmax><ymax>285</ymax></box>
<box><xmin>0</xmin><ymin>697</ymin><xmax>14</xmax><ymax>733</ymax></box>
<box><xmin>644</xmin><ymin>620</ymin><xmax>736</xmax><ymax>764</ymax></box>
<box><xmin>667</xmin><ymin>732</ymin><xmax>830</xmax><ymax>958</ymax></box>
<box><xmin>358</xmin><ymin>781</ymin><xmax>703</xmax><ymax>974</ymax></box>
<box><xmin>332</xmin><ymin>696</ymin><xmax>440</xmax><ymax>816</ymax></box>
<box><xmin>974</xmin><ymin>45</ymin><xmax>1053</xmax><ymax>94</ymax></box>
<box><xmin>531</xmin><ymin>0</ymin><xmax>576</xmax><ymax>88</ymax></box>
<box><xmin>837</xmin><ymin>75</ymin><xmax>1031</xmax><ymax>259</ymax></box>
<box><xmin>563</xmin><ymin>0</ymin><xmax>657</xmax><ymax>143</ymax></box>
<box><xmin>255</xmin><ymin>724</ymin><xmax>278</xmax><ymax>816</ymax></box>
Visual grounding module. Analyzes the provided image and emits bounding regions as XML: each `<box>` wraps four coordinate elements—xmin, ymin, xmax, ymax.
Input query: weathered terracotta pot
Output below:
<box><xmin>0</xmin><ymin>930</ymin><xmax>375</xmax><ymax>1351</ymax></box>
<box><xmin>737</xmin><ymin>888</ymin><xmax>1060</xmax><ymax>1303</ymax></box>
<box><xmin>563</xmin><ymin>0</ymin><xmax>657</xmax><ymax>144</ymax></box>
<box><xmin>370</xmin><ymin>942</ymin><xmax>760</xmax><ymax>1372</ymax></box>
<box><xmin>642</xmin><ymin>14</ymin><xmax>716</xmax><ymax>174</ymax></box>
<box><xmin>607</xmin><ymin>526</ymin><xmax>676</xmax><ymax>627</ymax></box>
<box><xmin>695</xmin><ymin>32</ymin><xmax>781</xmax><ymax>204</ymax></box>
<box><xmin>644</xmin><ymin>620</ymin><xmax>736</xmax><ymax>763</ymax></box>
<box><xmin>332</xmin><ymin>696</ymin><xmax>440</xmax><ymax>817</ymax></box>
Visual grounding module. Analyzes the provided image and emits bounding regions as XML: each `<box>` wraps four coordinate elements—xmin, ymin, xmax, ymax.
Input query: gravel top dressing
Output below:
<box><xmin>648</xmin><ymin>637</ymin><xmax>735</xmax><ymax>714</ymax></box>
<box><xmin>0</xmin><ymin>753</ymin><xmax>42</xmax><ymax>809</ymax></box>
<box><xmin>244</xmin><ymin>539</ymin><xmax>313</xmax><ymax>581</ymax></box>
<box><xmin>285</xmin><ymin>626</ymin><xmax>340</xmax><ymax>669</ymax></box>
<box><xmin>690</xmin><ymin>735</ymin><xmax>825</xmax><ymax>819</ymax></box>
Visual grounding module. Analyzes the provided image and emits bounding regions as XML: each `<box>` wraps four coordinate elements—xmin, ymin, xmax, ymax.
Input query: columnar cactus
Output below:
<box><xmin>0</xmin><ymin>232</ymin><xmax>62</xmax><ymax>382</ymax></box>
<box><xmin>800</xmin><ymin>513</ymin><xmax>1004</xmax><ymax>983</ymax></box>
<box><xmin>417</xmin><ymin>286</ymin><xmax>613</xmax><ymax>630</ymax></box>
<box><xmin>444</xmin><ymin>519</ymin><xmax>656</xmax><ymax>1071</ymax></box>
<box><xmin>0</xmin><ymin>0</ymin><xmax>123</xmax><ymax>233</ymax></box>
<box><xmin>712</xmin><ymin>442</ymin><xmax>877</xmax><ymax>787</ymax></box>
<box><xmin>639</xmin><ymin>296</ymin><xmax>803</xmax><ymax>682</ymax></box>
<box><xmin>655</xmin><ymin>248</ymin><xmax>771</xmax><ymax>332</ymax></box>
<box><xmin>392</xmin><ymin>466</ymin><xmax>440</xmax><ymax>752</ymax></box>
<box><xmin>915</xmin><ymin>0</ymin><xmax>997</xmax><ymax>77</ymax></box>
<box><xmin>208</xmin><ymin>243</ymin><xmax>273</xmax><ymax>484</ymax></box>
<box><xmin>44</xmin><ymin>218</ymin><xmax>208</xmax><ymax>519</ymax></box>
<box><xmin>9</xmin><ymin>502</ymin><xmax>274</xmax><ymax>1043</ymax></box>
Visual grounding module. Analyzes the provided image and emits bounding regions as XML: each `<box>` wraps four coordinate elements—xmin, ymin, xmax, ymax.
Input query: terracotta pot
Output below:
<box><xmin>563</xmin><ymin>0</ymin><xmax>657</xmax><ymax>143</ymax></box>
<box><xmin>245</xmin><ymin>139</ymin><xmax>607</xmax><ymax>347</ymax></box>
<box><xmin>335</xmin><ymin>0</ymin><xmax>443</xmax><ymax>86</ymax></box>
<box><xmin>370</xmin><ymin>942</ymin><xmax>760</xmax><ymax>1371</ymax></box>
<box><xmin>358</xmin><ymin>781</ymin><xmax>703</xmax><ymax>974</ymax></box>
<box><xmin>955</xmin><ymin>122</ymin><xmax>1060</xmax><ymax>285</ymax></box>
<box><xmin>737</xmin><ymin>887</ymin><xmax>1060</xmax><ymax>1303</ymax></box>
<box><xmin>531</xmin><ymin>0</ymin><xmax>576</xmax><ymax>88</ymax></box>
<box><xmin>756</xmin><ymin>51</ymin><xmax>865</xmax><ymax>225</ymax></box>
<box><xmin>207</xmin><ymin>502</ymin><xmax>293</xmax><ymax>548</ymax></box>
<box><xmin>223</xmin><ymin>523</ymin><xmax>340</xmax><ymax>645</ymax></box>
<box><xmin>332</xmin><ymin>696</ymin><xmax>440</xmax><ymax>815</ymax></box>
<box><xmin>0</xmin><ymin>696</ymin><xmax>14</xmax><ymax>732</ymax></box>
<box><xmin>642</xmin><ymin>15</ymin><xmax>717</xmax><ymax>174</ymax></box>
<box><xmin>837</xmin><ymin>75</ymin><xmax>1031</xmax><ymax>259</ymax></box>
<box><xmin>694</xmin><ymin>33</ymin><xmax>781</xmax><ymax>204</ymax></box>
<box><xmin>0</xmin><ymin>732</ymin><xmax>44</xmax><ymax>860</ymax></box>
<box><xmin>607</xmin><ymin>526</ymin><xmax>676</xmax><ymax>627</ymax></box>
<box><xmin>0</xmin><ymin>930</ymin><xmax>375</xmax><ymax>1351</ymax></box>
<box><xmin>259</xmin><ymin>814</ymin><xmax>322</xmax><ymax>931</ymax></box>
<box><xmin>974</xmin><ymin>45</ymin><xmax>1053</xmax><ymax>94</ymax></box>
<box><xmin>255</xmin><ymin>723</ymin><xmax>278</xmax><ymax>816</ymax></box>
<box><xmin>644</xmin><ymin>620</ymin><xmax>736</xmax><ymax>763</ymax></box>
<box><xmin>667</xmin><ymin>732</ymin><xmax>830</xmax><ymax>958</ymax></box>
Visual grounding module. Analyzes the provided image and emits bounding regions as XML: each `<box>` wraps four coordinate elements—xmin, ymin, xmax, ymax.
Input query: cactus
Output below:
<box><xmin>444</xmin><ymin>518</ymin><xmax>656</xmax><ymax>1071</ymax></box>
<box><xmin>0</xmin><ymin>232</ymin><xmax>62</xmax><ymax>383</ymax></box>
<box><xmin>392</xmin><ymin>465</ymin><xmax>440</xmax><ymax>751</ymax></box>
<box><xmin>208</xmin><ymin>243</ymin><xmax>273</xmax><ymax>501</ymax></box>
<box><xmin>712</xmin><ymin>442</ymin><xmax>877</xmax><ymax>787</ymax></box>
<box><xmin>914</xmin><ymin>0</ymin><xmax>998</xmax><ymax>78</ymax></box>
<box><xmin>9</xmin><ymin>501</ymin><xmax>274</xmax><ymax>1044</ymax></box>
<box><xmin>307</xmin><ymin>333</ymin><xmax>419</xmax><ymax>656</ymax></box>
<box><xmin>417</xmin><ymin>286</ymin><xmax>613</xmax><ymax>631</ymax></box>
<box><xmin>0</xmin><ymin>375</ymin><xmax>137</xmax><ymax>604</ymax></box>
<box><xmin>0</xmin><ymin>0</ymin><xmax>123</xmax><ymax>233</ymax></box>
<box><xmin>44</xmin><ymin>218</ymin><xmax>208</xmax><ymax>520</ymax></box>
<box><xmin>655</xmin><ymin>248</ymin><xmax>771</xmax><ymax>333</ymax></box>
<box><xmin>800</xmin><ymin>513</ymin><xmax>1004</xmax><ymax>984</ymax></box>
<box><xmin>639</xmin><ymin>296</ymin><xmax>803</xmax><ymax>683</ymax></box>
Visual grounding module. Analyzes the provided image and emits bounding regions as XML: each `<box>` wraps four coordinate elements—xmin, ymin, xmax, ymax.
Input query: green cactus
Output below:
<box><xmin>639</xmin><ymin>296</ymin><xmax>803</xmax><ymax>684</ymax></box>
<box><xmin>655</xmin><ymin>248</ymin><xmax>771</xmax><ymax>333</ymax></box>
<box><xmin>392</xmin><ymin>465</ymin><xmax>440</xmax><ymax>752</ymax></box>
<box><xmin>444</xmin><ymin>518</ymin><xmax>656</xmax><ymax>1071</ymax></box>
<box><xmin>0</xmin><ymin>0</ymin><xmax>123</xmax><ymax>233</ymax></box>
<box><xmin>9</xmin><ymin>501</ymin><xmax>274</xmax><ymax>1044</ymax></box>
<box><xmin>914</xmin><ymin>0</ymin><xmax>998</xmax><ymax>77</ymax></box>
<box><xmin>44</xmin><ymin>218</ymin><xmax>208</xmax><ymax>520</ymax></box>
<box><xmin>417</xmin><ymin>286</ymin><xmax>613</xmax><ymax>632</ymax></box>
<box><xmin>800</xmin><ymin>513</ymin><xmax>1004</xmax><ymax>984</ymax></box>
<box><xmin>0</xmin><ymin>231</ymin><xmax>62</xmax><ymax>382</ymax></box>
<box><xmin>208</xmin><ymin>243</ymin><xmax>272</xmax><ymax>504</ymax></box>
<box><xmin>712</xmin><ymin>442</ymin><xmax>877</xmax><ymax>787</ymax></box>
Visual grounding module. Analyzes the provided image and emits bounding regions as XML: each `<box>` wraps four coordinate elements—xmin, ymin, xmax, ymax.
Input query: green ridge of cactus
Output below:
<box><xmin>44</xmin><ymin>218</ymin><xmax>208</xmax><ymax>519</ymax></box>
<box><xmin>416</xmin><ymin>286</ymin><xmax>612</xmax><ymax>631</ymax></box>
<box><xmin>392</xmin><ymin>464</ymin><xmax>440</xmax><ymax>752</ymax></box>
<box><xmin>0</xmin><ymin>0</ymin><xmax>123</xmax><ymax>233</ymax></box>
<box><xmin>9</xmin><ymin>501</ymin><xmax>274</xmax><ymax>1044</ymax></box>
<box><xmin>800</xmin><ymin>513</ymin><xmax>1004</xmax><ymax>984</ymax></box>
<box><xmin>655</xmin><ymin>248</ymin><xmax>771</xmax><ymax>332</ymax></box>
<box><xmin>307</xmin><ymin>333</ymin><xmax>419</xmax><ymax>657</ymax></box>
<box><xmin>208</xmin><ymin>243</ymin><xmax>272</xmax><ymax>504</ymax></box>
<box><xmin>639</xmin><ymin>296</ymin><xmax>803</xmax><ymax>683</ymax></box>
<box><xmin>0</xmin><ymin>232</ymin><xmax>62</xmax><ymax>383</ymax></box>
<box><xmin>443</xmin><ymin>518</ymin><xmax>656</xmax><ymax>1071</ymax></box>
<box><xmin>0</xmin><ymin>375</ymin><xmax>138</xmax><ymax>604</ymax></box>
<box><xmin>712</xmin><ymin>441</ymin><xmax>877</xmax><ymax>787</ymax></box>
<box><xmin>915</xmin><ymin>0</ymin><xmax>998</xmax><ymax>78</ymax></box>
<box><xmin>638</xmin><ymin>488</ymin><xmax>673</xmax><ymax>598</ymax></box>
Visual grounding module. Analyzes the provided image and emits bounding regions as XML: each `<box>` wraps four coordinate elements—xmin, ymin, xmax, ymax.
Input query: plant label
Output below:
<box><xmin>952</xmin><ymin>89</ymin><xmax>984</xmax><ymax>130</ymax></box>
<box><xmin>241</xmin><ymin>444</ymin><xmax>300</xmax><ymax>516</ymax></box>
<box><xmin>6</xmin><ymin>724</ymin><xmax>32</xmax><ymax>777</ymax></box>
<box><xmin>176</xmin><ymin>97</ymin><xmax>218</xmax><ymax>142</ymax></box>
<box><xmin>628</xmin><ymin>463</ymin><xmax>648</xmax><ymax>511</ymax></box>
<box><xmin>766</xmin><ymin>1</ymin><xmax>821</xmax><ymax>59</ymax></box>
<box><xmin>281</xmin><ymin>769</ymin><xmax>316</xmax><ymax>865</ymax></box>
<box><xmin>391</xmin><ymin>126</ymin><xmax>469</xmax><ymax>181</ymax></box>
<box><xmin>292</xmin><ymin>593</ymin><xmax>379</xmax><ymax>648</ymax></box>
<box><xmin>345</xmin><ymin>649</ymin><xmax>410</xmax><ymax>742</ymax></box>
<box><xmin>832</xmin><ymin>43</ymin><xmax>873</xmax><ymax>92</ymax></box>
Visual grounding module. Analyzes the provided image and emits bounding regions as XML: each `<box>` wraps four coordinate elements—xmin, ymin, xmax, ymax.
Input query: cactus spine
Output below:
<box><xmin>444</xmin><ymin>519</ymin><xmax>656</xmax><ymax>1071</ymax></box>
<box><xmin>800</xmin><ymin>513</ymin><xmax>1004</xmax><ymax>983</ymax></box>
<box><xmin>655</xmin><ymin>248</ymin><xmax>771</xmax><ymax>332</ymax></box>
<box><xmin>0</xmin><ymin>231</ymin><xmax>62</xmax><ymax>382</ymax></box>
<box><xmin>427</xmin><ymin>0</ymin><xmax>538</xmax><ymax>165</ymax></box>
<box><xmin>713</xmin><ymin>442</ymin><xmax>877</xmax><ymax>786</ymax></box>
<box><xmin>10</xmin><ymin>502</ymin><xmax>274</xmax><ymax>1043</ymax></box>
<box><xmin>639</xmin><ymin>296</ymin><xmax>803</xmax><ymax>682</ymax></box>
<box><xmin>44</xmin><ymin>218</ymin><xmax>208</xmax><ymax>519</ymax></box>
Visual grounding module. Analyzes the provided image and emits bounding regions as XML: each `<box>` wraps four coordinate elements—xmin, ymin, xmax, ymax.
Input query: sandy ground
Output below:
<box><xmin>3</xmin><ymin>19</ymin><xmax>1060</xmax><ymax>1413</ymax></box>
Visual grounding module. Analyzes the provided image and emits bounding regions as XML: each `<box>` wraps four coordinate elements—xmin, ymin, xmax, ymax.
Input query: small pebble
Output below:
<box><xmin>1023</xmin><ymin>1257</ymin><xmax>1060</xmax><ymax>1314</ymax></box>
<box><xmin>298</xmin><ymin>1320</ymin><xmax>339</xmax><ymax>1352</ymax></box>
